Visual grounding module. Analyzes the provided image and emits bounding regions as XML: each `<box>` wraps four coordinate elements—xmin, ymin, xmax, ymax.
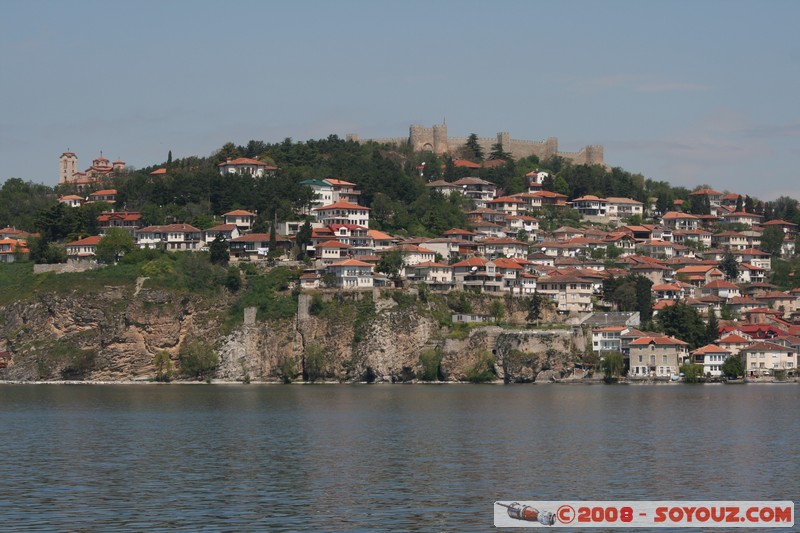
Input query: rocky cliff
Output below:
<box><xmin>0</xmin><ymin>282</ymin><xmax>586</xmax><ymax>383</ymax></box>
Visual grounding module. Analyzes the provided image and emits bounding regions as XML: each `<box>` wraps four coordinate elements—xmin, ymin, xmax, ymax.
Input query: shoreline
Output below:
<box><xmin>0</xmin><ymin>378</ymin><xmax>796</xmax><ymax>386</ymax></box>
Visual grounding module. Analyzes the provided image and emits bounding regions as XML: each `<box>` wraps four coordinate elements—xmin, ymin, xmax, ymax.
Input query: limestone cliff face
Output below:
<box><xmin>1</xmin><ymin>287</ymin><xmax>584</xmax><ymax>383</ymax></box>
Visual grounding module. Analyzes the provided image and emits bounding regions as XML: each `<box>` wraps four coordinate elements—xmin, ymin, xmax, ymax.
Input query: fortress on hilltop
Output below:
<box><xmin>346</xmin><ymin>123</ymin><xmax>605</xmax><ymax>166</ymax></box>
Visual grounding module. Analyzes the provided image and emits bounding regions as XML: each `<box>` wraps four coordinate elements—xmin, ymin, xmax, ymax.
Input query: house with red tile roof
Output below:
<box><xmin>88</xmin><ymin>189</ymin><xmax>117</xmax><ymax>203</ymax></box>
<box><xmin>628</xmin><ymin>336</ymin><xmax>689</xmax><ymax>377</ymax></box>
<box><xmin>717</xmin><ymin>333</ymin><xmax>752</xmax><ymax>356</ymax></box>
<box><xmin>325</xmin><ymin>259</ymin><xmax>374</xmax><ymax>288</ymax></box>
<box><xmin>425</xmin><ymin>180</ymin><xmax>463</xmax><ymax>196</ymax></box>
<box><xmin>223</xmin><ymin>210</ymin><xmax>257</xmax><ymax>232</ymax></box>
<box><xmin>531</xmin><ymin>190</ymin><xmax>568</xmax><ymax>207</ymax></box>
<box><xmin>571</xmin><ymin>195</ymin><xmax>607</xmax><ymax>217</ymax></box>
<box><xmin>661</xmin><ymin>211</ymin><xmax>700</xmax><ymax>231</ymax></box>
<box><xmin>97</xmin><ymin>211</ymin><xmax>142</xmax><ymax>235</ymax></box>
<box><xmin>536</xmin><ymin>274</ymin><xmax>594</xmax><ymax>314</ymax></box>
<box><xmin>691</xmin><ymin>344</ymin><xmax>731</xmax><ymax>377</ymax></box>
<box><xmin>675</xmin><ymin>265</ymin><xmax>724</xmax><ymax>287</ymax></box>
<box><xmin>136</xmin><ymin>224</ymin><xmax>203</xmax><ymax>251</ymax></box>
<box><xmin>701</xmin><ymin>279</ymin><xmax>741</xmax><ymax>300</ymax></box>
<box><xmin>314</xmin><ymin>201</ymin><xmax>370</xmax><ymax>227</ymax></box>
<box><xmin>217</xmin><ymin>157</ymin><xmax>277</xmax><ymax>177</ymax></box>
<box><xmin>66</xmin><ymin>235</ymin><xmax>102</xmax><ymax>258</ymax></box>
<box><xmin>740</xmin><ymin>341</ymin><xmax>796</xmax><ymax>377</ymax></box>
<box><xmin>0</xmin><ymin>238</ymin><xmax>28</xmax><ymax>263</ymax></box>
<box><xmin>591</xmin><ymin>326</ymin><xmax>628</xmax><ymax>354</ymax></box>
<box><xmin>450</xmin><ymin>177</ymin><xmax>497</xmax><ymax>207</ymax></box>
<box><xmin>203</xmin><ymin>224</ymin><xmax>240</xmax><ymax>245</ymax></box>
<box><xmin>314</xmin><ymin>240</ymin><xmax>353</xmax><ymax>266</ymax></box>
<box><xmin>761</xmin><ymin>218</ymin><xmax>798</xmax><ymax>237</ymax></box>
<box><xmin>735</xmin><ymin>248</ymin><xmax>771</xmax><ymax>271</ymax></box>
<box><xmin>605</xmin><ymin>197</ymin><xmax>644</xmax><ymax>221</ymax></box>
<box><xmin>477</xmin><ymin>237</ymin><xmax>529</xmax><ymax>259</ymax></box>
<box><xmin>721</xmin><ymin>211</ymin><xmax>763</xmax><ymax>227</ymax></box>
<box><xmin>58</xmin><ymin>195</ymin><xmax>84</xmax><ymax>208</ymax></box>
<box><xmin>409</xmin><ymin>261</ymin><xmax>453</xmax><ymax>288</ymax></box>
<box><xmin>487</xmin><ymin>196</ymin><xmax>526</xmax><ymax>216</ymax></box>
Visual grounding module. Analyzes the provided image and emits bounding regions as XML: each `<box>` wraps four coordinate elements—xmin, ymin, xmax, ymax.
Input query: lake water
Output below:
<box><xmin>0</xmin><ymin>383</ymin><xmax>797</xmax><ymax>532</ymax></box>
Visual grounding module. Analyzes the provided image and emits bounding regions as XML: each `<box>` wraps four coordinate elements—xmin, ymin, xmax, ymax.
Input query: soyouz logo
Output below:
<box><xmin>494</xmin><ymin>501</ymin><xmax>794</xmax><ymax>528</ymax></box>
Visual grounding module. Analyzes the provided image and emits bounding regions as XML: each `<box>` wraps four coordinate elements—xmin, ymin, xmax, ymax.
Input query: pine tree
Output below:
<box><xmin>464</xmin><ymin>133</ymin><xmax>484</xmax><ymax>162</ymax></box>
<box><xmin>489</xmin><ymin>142</ymin><xmax>512</xmax><ymax>161</ymax></box>
<box><xmin>744</xmin><ymin>195</ymin><xmax>755</xmax><ymax>213</ymax></box>
<box><xmin>705</xmin><ymin>306</ymin><xmax>719</xmax><ymax>345</ymax></box>
<box><xmin>735</xmin><ymin>194</ymin><xmax>743</xmax><ymax>212</ymax></box>
<box><xmin>719</xmin><ymin>251</ymin><xmax>739</xmax><ymax>281</ymax></box>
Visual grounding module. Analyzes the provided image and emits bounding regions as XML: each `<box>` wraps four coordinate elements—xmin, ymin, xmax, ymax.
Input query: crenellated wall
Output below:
<box><xmin>349</xmin><ymin>124</ymin><xmax>605</xmax><ymax>166</ymax></box>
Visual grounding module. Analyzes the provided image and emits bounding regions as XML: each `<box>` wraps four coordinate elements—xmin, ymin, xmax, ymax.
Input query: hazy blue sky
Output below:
<box><xmin>2</xmin><ymin>0</ymin><xmax>799</xmax><ymax>200</ymax></box>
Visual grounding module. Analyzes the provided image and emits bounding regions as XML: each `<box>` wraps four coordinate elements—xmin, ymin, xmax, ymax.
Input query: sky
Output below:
<box><xmin>2</xmin><ymin>0</ymin><xmax>799</xmax><ymax>200</ymax></box>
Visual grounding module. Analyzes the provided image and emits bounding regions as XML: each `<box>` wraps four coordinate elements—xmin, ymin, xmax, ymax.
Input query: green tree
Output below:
<box><xmin>153</xmin><ymin>350</ymin><xmax>173</xmax><ymax>382</ymax></box>
<box><xmin>635</xmin><ymin>275</ymin><xmax>654</xmax><ymax>322</ymax></box>
<box><xmin>295</xmin><ymin>219</ymin><xmax>313</xmax><ymax>259</ymax></box>
<box><xmin>680</xmin><ymin>363</ymin><xmax>704</xmax><ymax>383</ymax></box>
<box><xmin>376</xmin><ymin>249</ymin><xmax>405</xmax><ymax>287</ymax></box>
<box><xmin>735</xmin><ymin>195</ymin><xmax>743</xmax><ymax>212</ymax></box>
<box><xmin>657</xmin><ymin>301</ymin><xmax>706</xmax><ymax>349</ymax></box>
<box><xmin>488</xmin><ymin>142</ymin><xmax>512</xmax><ymax>161</ymax></box>
<box><xmin>225</xmin><ymin>266</ymin><xmax>242</xmax><ymax>292</ymax></box>
<box><xmin>489</xmin><ymin>299</ymin><xmax>505</xmax><ymax>323</ymax></box>
<box><xmin>721</xmin><ymin>355</ymin><xmax>744</xmax><ymax>378</ymax></box>
<box><xmin>600</xmin><ymin>352</ymin><xmax>625</xmax><ymax>381</ymax></box>
<box><xmin>178</xmin><ymin>340</ymin><xmax>219</xmax><ymax>381</ymax></box>
<box><xmin>720</xmin><ymin>302</ymin><xmax>735</xmax><ymax>321</ymax></box>
<box><xmin>464</xmin><ymin>133</ymin><xmax>484</xmax><ymax>162</ymax></box>
<box><xmin>553</xmin><ymin>176</ymin><xmax>570</xmax><ymax>196</ymax></box>
<box><xmin>760</xmin><ymin>226</ymin><xmax>785</xmax><ymax>256</ymax></box>
<box><xmin>526</xmin><ymin>291</ymin><xmax>543</xmax><ymax>322</ymax></box>
<box><xmin>705</xmin><ymin>306</ymin><xmax>719</xmax><ymax>345</ymax></box>
<box><xmin>718</xmin><ymin>251</ymin><xmax>739</xmax><ymax>281</ymax></box>
<box><xmin>209</xmin><ymin>235</ymin><xmax>229</xmax><ymax>265</ymax></box>
<box><xmin>96</xmin><ymin>228</ymin><xmax>134</xmax><ymax>263</ymax></box>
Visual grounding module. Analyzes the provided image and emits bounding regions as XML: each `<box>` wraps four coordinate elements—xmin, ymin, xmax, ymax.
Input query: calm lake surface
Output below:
<box><xmin>0</xmin><ymin>383</ymin><xmax>797</xmax><ymax>532</ymax></box>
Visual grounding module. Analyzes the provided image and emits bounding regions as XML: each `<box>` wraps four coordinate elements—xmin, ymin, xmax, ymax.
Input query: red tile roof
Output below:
<box><xmin>218</xmin><ymin>157</ymin><xmax>277</xmax><ymax>168</ymax></box>
<box><xmin>629</xmin><ymin>336</ymin><xmax>689</xmax><ymax>346</ymax></box>
<box><xmin>314</xmin><ymin>201</ymin><xmax>370</xmax><ymax>211</ymax></box>
<box><xmin>67</xmin><ymin>236</ymin><xmax>102</xmax><ymax>246</ymax></box>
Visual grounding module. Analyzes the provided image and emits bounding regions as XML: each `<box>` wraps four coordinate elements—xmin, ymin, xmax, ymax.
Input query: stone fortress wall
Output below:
<box><xmin>347</xmin><ymin>123</ymin><xmax>605</xmax><ymax>167</ymax></box>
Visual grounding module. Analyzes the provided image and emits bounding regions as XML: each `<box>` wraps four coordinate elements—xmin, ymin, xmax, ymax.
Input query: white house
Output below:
<box><xmin>58</xmin><ymin>195</ymin><xmax>84</xmax><ymax>208</ymax></box>
<box><xmin>410</xmin><ymin>261</ymin><xmax>453</xmax><ymax>287</ymax></box>
<box><xmin>203</xmin><ymin>223</ymin><xmax>240</xmax><ymax>246</ymax></box>
<box><xmin>223</xmin><ymin>210</ymin><xmax>257</xmax><ymax>232</ymax></box>
<box><xmin>741</xmin><ymin>341</ymin><xmax>796</xmax><ymax>377</ymax></box>
<box><xmin>217</xmin><ymin>157</ymin><xmax>277</xmax><ymax>177</ymax></box>
<box><xmin>326</xmin><ymin>259</ymin><xmax>374</xmax><ymax>288</ymax></box>
<box><xmin>572</xmin><ymin>195</ymin><xmax>607</xmax><ymax>217</ymax></box>
<box><xmin>136</xmin><ymin>224</ymin><xmax>203</xmax><ymax>251</ymax></box>
<box><xmin>65</xmin><ymin>235</ymin><xmax>101</xmax><ymax>258</ymax></box>
<box><xmin>691</xmin><ymin>344</ymin><xmax>731</xmax><ymax>377</ymax></box>
<box><xmin>605</xmin><ymin>197</ymin><xmax>644</xmax><ymax>221</ymax></box>
<box><xmin>592</xmin><ymin>326</ymin><xmax>627</xmax><ymax>354</ymax></box>
<box><xmin>314</xmin><ymin>201</ymin><xmax>370</xmax><ymax>228</ymax></box>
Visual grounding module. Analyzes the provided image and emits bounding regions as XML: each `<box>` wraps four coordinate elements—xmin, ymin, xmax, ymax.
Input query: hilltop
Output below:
<box><xmin>1</xmin><ymin>133</ymin><xmax>800</xmax><ymax>382</ymax></box>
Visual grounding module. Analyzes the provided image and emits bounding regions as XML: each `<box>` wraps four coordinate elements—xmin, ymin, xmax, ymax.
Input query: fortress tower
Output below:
<box><xmin>59</xmin><ymin>151</ymin><xmax>78</xmax><ymax>185</ymax></box>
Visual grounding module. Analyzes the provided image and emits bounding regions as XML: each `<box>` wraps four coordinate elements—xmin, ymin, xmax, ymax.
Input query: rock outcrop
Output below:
<box><xmin>1</xmin><ymin>284</ymin><xmax>585</xmax><ymax>383</ymax></box>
